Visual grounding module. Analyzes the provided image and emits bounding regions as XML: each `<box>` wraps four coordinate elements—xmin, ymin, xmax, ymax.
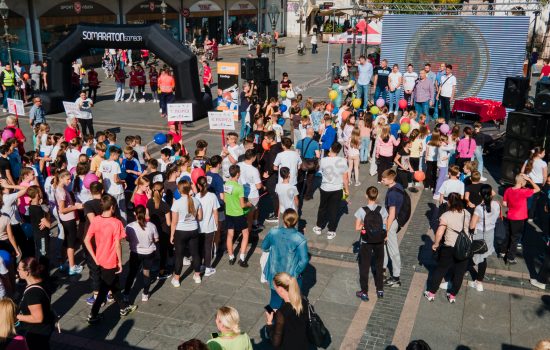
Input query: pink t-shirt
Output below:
<box><xmin>503</xmin><ymin>187</ymin><xmax>534</xmax><ymax>220</ymax></box>
<box><xmin>86</xmin><ymin>215</ymin><xmax>126</xmax><ymax>269</ymax></box>
<box><xmin>55</xmin><ymin>187</ymin><xmax>76</xmax><ymax>221</ymax></box>
<box><xmin>17</xmin><ymin>181</ymin><xmax>32</xmax><ymax>216</ymax></box>
<box><xmin>457</xmin><ymin>137</ymin><xmax>477</xmax><ymax>159</ymax></box>
<box><xmin>133</xmin><ymin>192</ymin><xmax>148</xmax><ymax>209</ymax></box>
<box><xmin>376</xmin><ymin>136</ymin><xmax>400</xmax><ymax>157</ymax></box>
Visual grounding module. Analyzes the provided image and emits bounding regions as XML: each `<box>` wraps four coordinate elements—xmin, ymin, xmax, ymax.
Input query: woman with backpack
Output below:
<box><xmin>424</xmin><ymin>192</ymin><xmax>471</xmax><ymax>303</ymax></box>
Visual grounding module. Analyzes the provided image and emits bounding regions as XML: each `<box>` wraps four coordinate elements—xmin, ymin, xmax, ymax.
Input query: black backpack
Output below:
<box><xmin>360</xmin><ymin>206</ymin><xmax>386</xmax><ymax>244</ymax></box>
<box><xmin>387</xmin><ymin>186</ymin><xmax>411</xmax><ymax>228</ymax></box>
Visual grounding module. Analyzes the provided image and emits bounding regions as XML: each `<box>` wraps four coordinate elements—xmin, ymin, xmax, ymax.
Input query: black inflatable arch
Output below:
<box><xmin>42</xmin><ymin>23</ymin><xmax>205</xmax><ymax>119</ymax></box>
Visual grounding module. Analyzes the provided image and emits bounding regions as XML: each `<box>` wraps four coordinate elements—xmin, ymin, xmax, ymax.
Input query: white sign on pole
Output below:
<box><xmin>7</xmin><ymin>98</ymin><xmax>25</xmax><ymax>116</ymax></box>
<box><xmin>208</xmin><ymin>111</ymin><xmax>235</xmax><ymax>130</ymax></box>
<box><xmin>62</xmin><ymin>101</ymin><xmax>81</xmax><ymax>118</ymax></box>
<box><xmin>167</xmin><ymin>103</ymin><xmax>193</xmax><ymax>122</ymax></box>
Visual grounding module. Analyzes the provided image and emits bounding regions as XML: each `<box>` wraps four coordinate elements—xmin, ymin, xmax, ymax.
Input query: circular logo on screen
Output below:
<box><xmin>405</xmin><ymin>17</ymin><xmax>489</xmax><ymax>99</ymax></box>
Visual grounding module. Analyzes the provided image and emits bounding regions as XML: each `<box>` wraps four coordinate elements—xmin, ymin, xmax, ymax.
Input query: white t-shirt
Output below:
<box><xmin>197</xmin><ymin>192</ymin><xmax>220</xmax><ymax>233</ymax></box>
<box><xmin>272</xmin><ymin>124</ymin><xmax>284</xmax><ymax>143</ymax></box>
<box><xmin>134</xmin><ymin>145</ymin><xmax>146</xmax><ymax>165</ymax></box>
<box><xmin>158</xmin><ymin>158</ymin><xmax>171</xmax><ymax>173</ymax></box>
<box><xmin>437</xmin><ymin>144</ymin><xmax>454</xmax><ymax>168</ymax></box>
<box><xmin>403</xmin><ymin>71</ymin><xmax>418</xmax><ymax>91</ymax></box>
<box><xmin>275</xmin><ymin>183</ymin><xmax>298</xmax><ymax>214</ymax></box>
<box><xmin>439</xmin><ymin>74</ymin><xmax>457</xmax><ymax>98</ymax></box>
<box><xmin>238</xmin><ymin>162</ymin><xmax>262</xmax><ymax>199</ymax></box>
<box><xmin>388</xmin><ymin>71</ymin><xmax>402</xmax><ymax>90</ymax></box>
<box><xmin>357</xmin><ymin>61</ymin><xmax>373</xmax><ymax>86</ymax></box>
<box><xmin>437</xmin><ymin>179</ymin><xmax>465</xmax><ymax>197</ymax></box>
<box><xmin>99</xmin><ymin>159</ymin><xmax>124</xmax><ymax>195</ymax></box>
<box><xmin>525</xmin><ymin>158</ymin><xmax>547</xmax><ymax>184</ymax></box>
<box><xmin>75</xmin><ymin>97</ymin><xmax>93</xmax><ymax>119</ymax></box>
<box><xmin>474</xmin><ymin>201</ymin><xmax>500</xmax><ymax>231</ymax></box>
<box><xmin>66</xmin><ymin>149</ymin><xmax>80</xmax><ymax>171</ymax></box>
<box><xmin>274</xmin><ymin>150</ymin><xmax>302</xmax><ymax>185</ymax></box>
<box><xmin>320</xmin><ymin>156</ymin><xmax>348</xmax><ymax>192</ymax></box>
<box><xmin>171</xmin><ymin>195</ymin><xmax>201</xmax><ymax>231</ymax></box>
<box><xmin>222</xmin><ymin>144</ymin><xmax>244</xmax><ymax>179</ymax></box>
<box><xmin>125</xmin><ymin>221</ymin><xmax>158</xmax><ymax>255</ymax></box>
<box><xmin>1</xmin><ymin>192</ymin><xmax>21</xmax><ymax>225</ymax></box>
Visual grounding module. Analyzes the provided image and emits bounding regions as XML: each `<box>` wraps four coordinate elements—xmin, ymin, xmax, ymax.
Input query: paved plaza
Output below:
<box><xmin>6</xmin><ymin>39</ymin><xmax>549</xmax><ymax>350</ymax></box>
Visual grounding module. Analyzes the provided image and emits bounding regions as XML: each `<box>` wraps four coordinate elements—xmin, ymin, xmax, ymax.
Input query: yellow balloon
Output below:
<box><xmin>280</xmin><ymin>90</ymin><xmax>287</xmax><ymax>98</ymax></box>
<box><xmin>370</xmin><ymin>106</ymin><xmax>380</xmax><ymax>115</ymax></box>
<box><xmin>349</xmin><ymin>80</ymin><xmax>356</xmax><ymax>87</ymax></box>
<box><xmin>329</xmin><ymin>90</ymin><xmax>338</xmax><ymax>100</ymax></box>
<box><xmin>352</xmin><ymin>98</ymin><xmax>362</xmax><ymax>109</ymax></box>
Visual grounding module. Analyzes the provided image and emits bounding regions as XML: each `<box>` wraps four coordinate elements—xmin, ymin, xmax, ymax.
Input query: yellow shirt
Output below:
<box><xmin>90</xmin><ymin>155</ymin><xmax>104</xmax><ymax>173</ymax></box>
<box><xmin>410</xmin><ymin>138</ymin><xmax>423</xmax><ymax>158</ymax></box>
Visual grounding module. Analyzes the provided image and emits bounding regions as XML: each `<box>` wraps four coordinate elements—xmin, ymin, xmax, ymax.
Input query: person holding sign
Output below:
<box><xmin>75</xmin><ymin>91</ymin><xmax>95</xmax><ymax>136</ymax></box>
<box><xmin>158</xmin><ymin>68</ymin><xmax>175</xmax><ymax>119</ymax></box>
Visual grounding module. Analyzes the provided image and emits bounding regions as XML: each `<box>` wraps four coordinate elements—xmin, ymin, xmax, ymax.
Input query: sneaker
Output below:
<box><xmin>468</xmin><ymin>281</ymin><xmax>484</xmax><ymax>292</ymax></box>
<box><xmin>355</xmin><ymin>290</ymin><xmax>369</xmax><ymax>301</ymax></box>
<box><xmin>238</xmin><ymin>259</ymin><xmax>249</xmax><ymax>268</ymax></box>
<box><xmin>265</xmin><ymin>214</ymin><xmax>278</xmax><ymax>223</ymax></box>
<box><xmin>69</xmin><ymin>265</ymin><xmax>83</xmax><ymax>276</ymax></box>
<box><xmin>507</xmin><ymin>258</ymin><xmax>518</xmax><ymax>265</ymax></box>
<box><xmin>86</xmin><ymin>295</ymin><xmax>97</xmax><ymax>306</ymax></box>
<box><xmin>432</xmin><ymin>194</ymin><xmax>440</xmax><ymax>200</ymax></box>
<box><xmin>2</xmin><ymin>108</ymin><xmax>6</xmax><ymax>113</ymax></box>
<box><xmin>354</xmin><ymin>181</ymin><xmax>361</xmax><ymax>187</ymax></box>
<box><xmin>385</xmin><ymin>277</ymin><xmax>401</xmax><ymax>287</ymax></box>
<box><xmin>446</xmin><ymin>293</ymin><xmax>456</xmax><ymax>303</ymax></box>
<box><xmin>159</xmin><ymin>108</ymin><xmax>163</xmax><ymax>113</ymax></box>
<box><xmin>480</xmin><ymin>177</ymin><xmax>487</xmax><ymax>182</ymax></box>
<box><xmin>530</xmin><ymin>278</ymin><xmax>546</xmax><ymax>290</ymax></box>
<box><xmin>228</xmin><ymin>257</ymin><xmax>236</xmax><ymax>265</ymax></box>
<box><xmin>193</xmin><ymin>274</ymin><xmax>201</xmax><ymax>284</ymax></box>
<box><xmin>517</xmin><ymin>243</ymin><xmax>523</xmax><ymax>250</ymax></box>
<box><xmin>527</xmin><ymin>219</ymin><xmax>534</xmax><ymax>223</ymax></box>
<box><xmin>141</xmin><ymin>293</ymin><xmax>149</xmax><ymax>302</ymax></box>
<box><xmin>377</xmin><ymin>291</ymin><xmax>384</xmax><ymax>299</ymax></box>
<box><xmin>120</xmin><ymin>305</ymin><xmax>138</xmax><ymax>317</ymax></box>
<box><xmin>171</xmin><ymin>278</ymin><xmax>180</xmax><ymax>288</ymax></box>
<box><xmin>157</xmin><ymin>272</ymin><xmax>170</xmax><ymax>280</ymax></box>
<box><xmin>327</xmin><ymin>231</ymin><xmax>336</xmax><ymax>240</ymax></box>
<box><xmin>498</xmin><ymin>253</ymin><xmax>506</xmax><ymax>259</ymax></box>
<box><xmin>424</xmin><ymin>291</ymin><xmax>435</xmax><ymax>301</ymax></box>
<box><xmin>183</xmin><ymin>257</ymin><xmax>192</xmax><ymax>266</ymax></box>
<box><xmin>125</xmin><ymin>99</ymin><xmax>131</xmax><ymax>102</ymax></box>
<box><xmin>139</xmin><ymin>99</ymin><xmax>145</xmax><ymax>103</ymax></box>
<box><xmin>107</xmin><ymin>293</ymin><xmax>114</xmax><ymax>303</ymax></box>
<box><xmin>204</xmin><ymin>268</ymin><xmax>216</xmax><ymax>277</ymax></box>
<box><xmin>87</xmin><ymin>313</ymin><xmax>103</xmax><ymax>325</ymax></box>
<box><xmin>312</xmin><ymin>226</ymin><xmax>322</xmax><ymax>235</ymax></box>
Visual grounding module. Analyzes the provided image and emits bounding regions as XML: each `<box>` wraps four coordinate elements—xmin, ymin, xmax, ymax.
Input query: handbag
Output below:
<box><xmin>453</xmin><ymin>212</ymin><xmax>474</xmax><ymax>260</ymax></box>
<box><xmin>305</xmin><ymin>298</ymin><xmax>330</xmax><ymax>348</ymax></box>
<box><xmin>300</xmin><ymin>138</ymin><xmax>319</xmax><ymax>172</ymax></box>
<box><xmin>494</xmin><ymin>202</ymin><xmax>507</xmax><ymax>253</ymax></box>
<box><xmin>471</xmin><ymin>205</ymin><xmax>488</xmax><ymax>255</ymax></box>
<box><xmin>286</xmin><ymin>89</ymin><xmax>296</xmax><ymax>99</ymax></box>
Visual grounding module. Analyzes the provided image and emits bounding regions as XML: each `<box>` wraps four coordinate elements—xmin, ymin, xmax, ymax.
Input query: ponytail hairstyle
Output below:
<box><xmin>273</xmin><ymin>272</ymin><xmax>303</xmax><ymax>315</ymax></box>
<box><xmin>131</xmin><ymin>176</ymin><xmax>150</xmax><ymax>202</ymax></box>
<box><xmin>134</xmin><ymin>205</ymin><xmax>147</xmax><ymax>230</ymax></box>
<box><xmin>152</xmin><ymin>182</ymin><xmax>164</xmax><ymax>209</ymax></box>
<box><xmin>428</xmin><ymin>130</ymin><xmax>441</xmax><ymax>147</ymax></box>
<box><xmin>177</xmin><ymin>179</ymin><xmax>195</xmax><ymax>216</ymax></box>
<box><xmin>196</xmin><ymin>176</ymin><xmax>209</xmax><ymax>197</ymax></box>
<box><xmin>480</xmin><ymin>184</ymin><xmax>493</xmax><ymax>213</ymax></box>
<box><xmin>73</xmin><ymin>162</ymin><xmax>90</xmax><ymax>193</ymax></box>
<box><xmin>215</xmin><ymin>306</ymin><xmax>241</xmax><ymax>334</ymax></box>
<box><xmin>524</xmin><ymin>146</ymin><xmax>545</xmax><ymax>175</ymax></box>
<box><xmin>380</xmin><ymin>125</ymin><xmax>390</xmax><ymax>142</ymax></box>
<box><xmin>53</xmin><ymin>170</ymin><xmax>71</xmax><ymax>189</ymax></box>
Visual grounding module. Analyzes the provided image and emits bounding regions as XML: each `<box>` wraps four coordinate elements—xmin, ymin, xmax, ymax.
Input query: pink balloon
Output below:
<box><xmin>83</xmin><ymin>173</ymin><xmax>99</xmax><ymax>189</ymax></box>
<box><xmin>376</xmin><ymin>98</ymin><xmax>385</xmax><ymax>108</ymax></box>
<box><xmin>398</xmin><ymin>99</ymin><xmax>408</xmax><ymax>110</ymax></box>
<box><xmin>440</xmin><ymin>123</ymin><xmax>450</xmax><ymax>134</ymax></box>
<box><xmin>1</xmin><ymin>129</ymin><xmax>14</xmax><ymax>141</ymax></box>
<box><xmin>191</xmin><ymin>167</ymin><xmax>205</xmax><ymax>185</ymax></box>
<box><xmin>400</xmin><ymin>117</ymin><xmax>410</xmax><ymax>125</ymax></box>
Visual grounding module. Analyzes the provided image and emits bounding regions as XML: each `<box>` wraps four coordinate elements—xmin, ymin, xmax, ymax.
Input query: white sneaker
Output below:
<box><xmin>132</xmin><ymin>99</ymin><xmax>137</xmax><ymax>103</ymax></box>
<box><xmin>2</xmin><ymin>108</ymin><xmax>6</xmax><ymax>113</ymax></box>
<box><xmin>480</xmin><ymin>177</ymin><xmax>487</xmax><ymax>182</ymax></box>
<box><xmin>183</xmin><ymin>257</ymin><xmax>192</xmax><ymax>266</ymax></box>
<box><xmin>139</xmin><ymin>98</ymin><xmax>145</xmax><ymax>103</ymax></box>
<box><xmin>159</xmin><ymin>108</ymin><xmax>163</xmax><ymax>113</ymax></box>
<box><xmin>355</xmin><ymin>181</ymin><xmax>361</xmax><ymax>187</ymax></box>
<box><xmin>171</xmin><ymin>278</ymin><xmax>180</xmax><ymax>288</ymax></box>
<box><xmin>468</xmin><ymin>280</ymin><xmax>484</xmax><ymax>292</ymax></box>
<box><xmin>141</xmin><ymin>293</ymin><xmax>149</xmax><ymax>302</ymax></box>
<box><xmin>327</xmin><ymin>231</ymin><xmax>336</xmax><ymax>240</ymax></box>
<box><xmin>312</xmin><ymin>226</ymin><xmax>322</xmax><ymax>235</ymax></box>
<box><xmin>125</xmin><ymin>98</ymin><xmax>131</xmax><ymax>102</ymax></box>
<box><xmin>193</xmin><ymin>275</ymin><xmax>201</xmax><ymax>284</ymax></box>
<box><xmin>204</xmin><ymin>268</ymin><xmax>216</xmax><ymax>277</ymax></box>
<box><xmin>433</xmin><ymin>194</ymin><xmax>440</xmax><ymax>200</ymax></box>
<box><xmin>530</xmin><ymin>279</ymin><xmax>546</xmax><ymax>290</ymax></box>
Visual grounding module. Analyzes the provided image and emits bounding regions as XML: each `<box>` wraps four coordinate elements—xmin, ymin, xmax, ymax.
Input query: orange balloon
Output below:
<box><xmin>216</xmin><ymin>104</ymin><xmax>229</xmax><ymax>111</ymax></box>
<box><xmin>414</xmin><ymin>170</ymin><xmax>426</xmax><ymax>182</ymax></box>
<box><xmin>342</xmin><ymin>110</ymin><xmax>352</xmax><ymax>123</ymax></box>
<box><xmin>262</xmin><ymin>139</ymin><xmax>271</xmax><ymax>151</ymax></box>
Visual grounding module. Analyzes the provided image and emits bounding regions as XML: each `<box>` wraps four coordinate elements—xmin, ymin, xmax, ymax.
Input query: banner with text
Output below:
<box><xmin>208</xmin><ymin>111</ymin><xmax>235</xmax><ymax>130</ymax></box>
<box><xmin>167</xmin><ymin>103</ymin><xmax>193</xmax><ymax>122</ymax></box>
<box><xmin>7</xmin><ymin>98</ymin><xmax>25</xmax><ymax>116</ymax></box>
<box><xmin>62</xmin><ymin>101</ymin><xmax>81</xmax><ymax>118</ymax></box>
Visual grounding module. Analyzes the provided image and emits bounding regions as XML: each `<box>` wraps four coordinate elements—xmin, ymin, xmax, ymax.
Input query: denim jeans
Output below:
<box><xmin>360</xmin><ymin>136</ymin><xmax>370</xmax><ymax>162</ymax></box>
<box><xmin>433</xmin><ymin>95</ymin><xmax>439</xmax><ymax>118</ymax></box>
<box><xmin>357</xmin><ymin>84</ymin><xmax>370</xmax><ymax>109</ymax></box>
<box><xmin>2</xmin><ymin>86</ymin><xmax>15</xmax><ymax>109</ymax></box>
<box><xmin>414</xmin><ymin>101</ymin><xmax>431</xmax><ymax>122</ymax></box>
<box><xmin>239</xmin><ymin>111</ymin><xmax>250</xmax><ymax>139</ymax></box>
<box><xmin>115</xmin><ymin>82</ymin><xmax>125</xmax><ymax>101</ymax></box>
<box><xmin>374</xmin><ymin>86</ymin><xmax>388</xmax><ymax>104</ymax></box>
<box><xmin>474</xmin><ymin>145</ymin><xmax>484</xmax><ymax>176</ymax></box>
<box><xmin>389</xmin><ymin>88</ymin><xmax>401</xmax><ymax>112</ymax></box>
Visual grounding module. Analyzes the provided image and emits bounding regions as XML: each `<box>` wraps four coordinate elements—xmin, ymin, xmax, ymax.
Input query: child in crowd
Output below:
<box><xmin>275</xmin><ymin>167</ymin><xmax>299</xmax><ymax>226</ymax></box>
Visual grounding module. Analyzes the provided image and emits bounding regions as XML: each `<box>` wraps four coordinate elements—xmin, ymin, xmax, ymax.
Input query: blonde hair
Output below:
<box><xmin>283</xmin><ymin>209</ymin><xmax>299</xmax><ymax>228</ymax></box>
<box><xmin>350</xmin><ymin>127</ymin><xmax>361</xmax><ymax>149</ymax></box>
<box><xmin>0</xmin><ymin>299</ymin><xmax>17</xmax><ymax>341</ymax></box>
<box><xmin>273</xmin><ymin>272</ymin><xmax>303</xmax><ymax>315</ymax></box>
<box><xmin>535</xmin><ymin>340</ymin><xmax>550</xmax><ymax>350</ymax></box>
<box><xmin>216</xmin><ymin>306</ymin><xmax>241</xmax><ymax>334</ymax></box>
<box><xmin>379</xmin><ymin>125</ymin><xmax>391</xmax><ymax>142</ymax></box>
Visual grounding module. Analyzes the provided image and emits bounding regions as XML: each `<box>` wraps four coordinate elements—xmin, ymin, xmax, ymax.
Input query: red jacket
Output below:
<box><xmin>149</xmin><ymin>71</ymin><xmax>158</xmax><ymax>86</ymax></box>
<box><xmin>129</xmin><ymin>71</ymin><xmax>138</xmax><ymax>87</ymax></box>
<box><xmin>136</xmin><ymin>70</ymin><xmax>146</xmax><ymax>86</ymax></box>
<box><xmin>88</xmin><ymin>70</ymin><xmax>99</xmax><ymax>87</ymax></box>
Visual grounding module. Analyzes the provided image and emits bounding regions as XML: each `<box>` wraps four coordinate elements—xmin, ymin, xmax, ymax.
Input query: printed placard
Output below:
<box><xmin>62</xmin><ymin>101</ymin><xmax>81</xmax><ymax>118</ymax></box>
<box><xmin>7</xmin><ymin>98</ymin><xmax>25</xmax><ymax>116</ymax></box>
<box><xmin>208</xmin><ymin>111</ymin><xmax>235</xmax><ymax>130</ymax></box>
<box><xmin>167</xmin><ymin>103</ymin><xmax>193</xmax><ymax>122</ymax></box>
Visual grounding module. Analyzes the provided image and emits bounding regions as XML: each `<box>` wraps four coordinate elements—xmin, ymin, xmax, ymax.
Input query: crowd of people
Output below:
<box><xmin>0</xmin><ymin>51</ymin><xmax>548</xmax><ymax>350</ymax></box>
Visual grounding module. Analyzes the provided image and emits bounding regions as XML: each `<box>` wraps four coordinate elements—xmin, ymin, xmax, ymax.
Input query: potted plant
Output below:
<box><xmin>277</xmin><ymin>43</ymin><xmax>285</xmax><ymax>54</ymax></box>
<box><xmin>322</xmin><ymin>22</ymin><xmax>333</xmax><ymax>42</ymax></box>
<box><xmin>261</xmin><ymin>42</ymin><xmax>271</xmax><ymax>54</ymax></box>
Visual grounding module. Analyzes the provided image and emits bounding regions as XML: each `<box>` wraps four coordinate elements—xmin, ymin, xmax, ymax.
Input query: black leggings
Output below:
<box><xmin>173</xmin><ymin>229</ymin><xmax>200</xmax><ymax>275</ymax></box>
<box><xmin>428</xmin><ymin>246</ymin><xmax>469</xmax><ymax>295</ymax></box>
<box><xmin>506</xmin><ymin>219</ymin><xmax>525</xmax><ymax>260</ymax></box>
<box><xmin>200</xmin><ymin>232</ymin><xmax>215</xmax><ymax>268</ymax></box>
<box><xmin>78</xmin><ymin>118</ymin><xmax>94</xmax><ymax>137</ymax></box>
<box><xmin>316</xmin><ymin>189</ymin><xmax>343</xmax><ymax>232</ymax></box>
<box><xmin>91</xmin><ymin>267</ymin><xmax>128</xmax><ymax>317</ymax></box>
<box><xmin>396</xmin><ymin>168</ymin><xmax>410</xmax><ymax>189</ymax></box>
<box><xmin>359</xmin><ymin>242</ymin><xmax>384</xmax><ymax>293</ymax></box>
<box><xmin>410</xmin><ymin>157</ymin><xmax>420</xmax><ymax>172</ymax></box>
<box><xmin>469</xmin><ymin>258</ymin><xmax>488</xmax><ymax>281</ymax></box>
<box><xmin>124</xmin><ymin>251</ymin><xmax>155</xmax><ymax>295</ymax></box>
<box><xmin>377</xmin><ymin>155</ymin><xmax>393</xmax><ymax>182</ymax></box>
<box><xmin>25</xmin><ymin>332</ymin><xmax>52</xmax><ymax>350</ymax></box>
<box><xmin>61</xmin><ymin>219</ymin><xmax>78</xmax><ymax>249</ymax></box>
<box><xmin>425</xmin><ymin>160</ymin><xmax>437</xmax><ymax>190</ymax></box>
<box><xmin>157</xmin><ymin>229</ymin><xmax>173</xmax><ymax>271</ymax></box>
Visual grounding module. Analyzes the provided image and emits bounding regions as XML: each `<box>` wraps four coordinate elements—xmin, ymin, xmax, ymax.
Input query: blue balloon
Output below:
<box><xmin>277</xmin><ymin>117</ymin><xmax>286</xmax><ymax>126</ymax></box>
<box><xmin>332</xmin><ymin>107</ymin><xmax>339</xmax><ymax>114</ymax></box>
<box><xmin>154</xmin><ymin>133</ymin><xmax>167</xmax><ymax>145</ymax></box>
<box><xmin>280</xmin><ymin>104</ymin><xmax>288</xmax><ymax>113</ymax></box>
<box><xmin>0</xmin><ymin>250</ymin><xmax>10</xmax><ymax>265</ymax></box>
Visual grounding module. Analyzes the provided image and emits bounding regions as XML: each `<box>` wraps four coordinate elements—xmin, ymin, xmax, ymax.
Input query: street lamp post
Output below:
<box><xmin>160</xmin><ymin>0</ymin><xmax>168</xmax><ymax>29</ymax></box>
<box><xmin>0</xmin><ymin>0</ymin><xmax>17</xmax><ymax>68</ymax></box>
<box><xmin>351</xmin><ymin>1</ymin><xmax>360</xmax><ymax>61</ymax></box>
<box><xmin>267</xmin><ymin>2</ymin><xmax>280</xmax><ymax>81</ymax></box>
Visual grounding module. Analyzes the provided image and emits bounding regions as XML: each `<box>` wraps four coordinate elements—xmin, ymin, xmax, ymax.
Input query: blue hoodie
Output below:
<box><xmin>321</xmin><ymin>125</ymin><xmax>336</xmax><ymax>151</ymax></box>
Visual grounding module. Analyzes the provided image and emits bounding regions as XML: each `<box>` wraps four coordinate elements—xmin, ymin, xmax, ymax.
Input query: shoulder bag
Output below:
<box><xmin>305</xmin><ymin>297</ymin><xmax>331</xmax><ymax>348</ymax></box>
<box><xmin>300</xmin><ymin>138</ymin><xmax>319</xmax><ymax>172</ymax></box>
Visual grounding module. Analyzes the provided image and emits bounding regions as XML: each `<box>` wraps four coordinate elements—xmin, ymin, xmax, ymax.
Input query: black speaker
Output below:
<box><xmin>502</xmin><ymin>76</ymin><xmax>529</xmax><ymax>110</ymax></box>
<box><xmin>257</xmin><ymin>81</ymin><xmax>267</xmax><ymax>102</ymax></box>
<box><xmin>535</xmin><ymin>90</ymin><xmax>550</xmax><ymax>114</ymax></box>
<box><xmin>506</xmin><ymin>111</ymin><xmax>549</xmax><ymax>139</ymax></box>
<box><xmin>240</xmin><ymin>58</ymin><xmax>254</xmax><ymax>80</ymax></box>
<box><xmin>254</xmin><ymin>57</ymin><xmax>269</xmax><ymax>82</ymax></box>
<box><xmin>501</xmin><ymin>157</ymin><xmax>524</xmax><ymax>184</ymax></box>
<box><xmin>536</xmin><ymin>80</ymin><xmax>550</xmax><ymax>95</ymax></box>
<box><xmin>267</xmin><ymin>80</ymin><xmax>278</xmax><ymax>100</ymax></box>
<box><xmin>503</xmin><ymin>137</ymin><xmax>537</xmax><ymax>160</ymax></box>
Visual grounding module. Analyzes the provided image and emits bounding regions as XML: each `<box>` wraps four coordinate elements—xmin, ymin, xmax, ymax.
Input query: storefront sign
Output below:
<box><xmin>167</xmin><ymin>103</ymin><xmax>193</xmax><ymax>122</ymax></box>
<box><xmin>217</xmin><ymin>62</ymin><xmax>239</xmax><ymax>91</ymax></box>
<box><xmin>181</xmin><ymin>8</ymin><xmax>191</xmax><ymax>17</ymax></box>
<box><xmin>208</xmin><ymin>111</ymin><xmax>235</xmax><ymax>130</ymax></box>
<box><xmin>44</xmin><ymin>1</ymin><xmax>112</xmax><ymax>16</ymax></box>
<box><xmin>189</xmin><ymin>0</ymin><xmax>222</xmax><ymax>12</ymax></box>
<box><xmin>230</xmin><ymin>0</ymin><xmax>256</xmax><ymax>10</ymax></box>
<box><xmin>62</xmin><ymin>101</ymin><xmax>81</xmax><ymax>118</ymax></box>
<box><xmin>82</xmin><ymin>31</ymin><xmax>143</xmax><ymax>42</ymax></box>
<box><xmin>7</xmin><ymin>98</ymin><xmax>25</xmax><ymax>116</ymax></box>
